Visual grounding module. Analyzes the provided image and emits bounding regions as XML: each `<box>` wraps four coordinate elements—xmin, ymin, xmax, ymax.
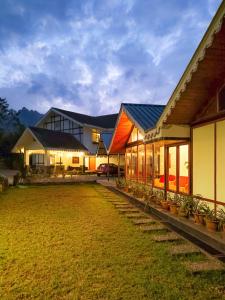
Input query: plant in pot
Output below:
<box><xmin>154</xmin><ymin>190</ymin><xmax>164</xmax><ymax>206</ymax></box>
<box><xmin>205</xmin><ymin>208</ymin><xmax>219</xmax><ymax>232</ymax></box>
<box><xmin>178</xmin><ymin>195</ymin><xmax>196</xmax><ymax>218</ymax></box>
<box><xmin>170</xmin><ymin>193</ymin><xmax>181</xmax><ymax>215</ymax></box>
<box><xmin>218</xmin><ymin>209</ymin><xmax>225</xmax><ymax>233</ymax></box>
<box><xmin>160</xmin><ymin>194</ymin><xmax>170</xmax><ymax>210</ymax></box>
<box><xmin>192</xmin><ymin>200</ymin><xmax>209</xmax><ymax>225</ymax></box>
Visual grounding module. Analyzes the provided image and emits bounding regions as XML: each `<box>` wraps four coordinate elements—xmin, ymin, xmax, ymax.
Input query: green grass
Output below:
<box><xmin>0</xmin><ymin>184</ymin><xmax>225</xmax><ymax>299</ymax></box>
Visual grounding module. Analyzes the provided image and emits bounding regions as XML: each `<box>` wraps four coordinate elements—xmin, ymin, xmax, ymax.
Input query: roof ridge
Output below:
<box><xmin>53</xmin><ymin>107</ymin><xmax>118</xmax><ymax>118</ymax></box>
<box><xmin>122</xmin><ymin>103</ymin><xmax>165</xmax><ymax>107</ymax></box>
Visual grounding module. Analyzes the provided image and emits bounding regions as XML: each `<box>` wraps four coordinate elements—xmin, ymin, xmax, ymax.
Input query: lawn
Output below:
<box><xmin>0</xmin><ymin>184</ymin><xmax>225</xmax><ymax>300</ymax></box>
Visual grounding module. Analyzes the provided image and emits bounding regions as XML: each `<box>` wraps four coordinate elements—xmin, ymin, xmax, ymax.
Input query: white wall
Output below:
<box><xmin>193</xmin><ymin>124</ymin><xmax>215</xmax><ymax>199</ymax></box>
<box><xmin>216</xmin><ymin>120</ymin><xmax>225</xmax><ymax>203</ymax></box>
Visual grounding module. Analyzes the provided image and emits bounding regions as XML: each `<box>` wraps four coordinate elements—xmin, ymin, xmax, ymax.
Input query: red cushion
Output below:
<box><xmin>179</xmin><ymin>176</ymin><xmax>188</xmax><ymax>187</ymax></box>
<box><xmin>159</xmin><ymin>175</ymin><xmax>176</xmax><ymax>183</ymax></box>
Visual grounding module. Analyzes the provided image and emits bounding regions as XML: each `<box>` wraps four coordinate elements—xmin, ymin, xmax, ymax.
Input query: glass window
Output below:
<box><xmin>72</xmin><ymin>157</ymin><xmax>79</xmax><ymax>164</ymax></box>
<box><xmin>146</xmin><ymin>144</ymin><xmax>153</xmax><ymax>184</ymax></box>
<box><xmin>126</xmin><ymin>148</ymin><xmax>132</xmax><ymax>179</ymax></box>
<box><xmin>92</xmin><ymin>129</ymin><xmax>100</xmax><ymax>143</ymax></box>
<box><xmin>131</xmin><ymin>146</ymin><xmax>137</xmax><ymax>180</ymax></box>
<box><xmin>138</xmin><ymin>130</ymin><xmax>144</xmax><ymax>141</ymax></box>
<box><xmin>138</xmin><ymin>144</ymin><xmax>145</xmax><ymax>182</ymax></box>
<box><xmin>30</xmin><ymin>154</ymin><xmax>44</xmax><ymax>166</ymax></box>
<box><xmin>168</xmin><ymin>147</ymin><xmax>177</xmax><ymax>191</ymax></box>
<box><xmin>128</xmin><ymin>127</ymin><xmax>138</xmax><ymax>143</ymax></box>
<box><xmin>179</xmin><ymin>145</ymin><xmax>189</xmax><ymax>194</ymax></box>
<box><xmin>153</xmin><ymin>144</ymin><xmax>165</xmax><ymax>188</ymax></box>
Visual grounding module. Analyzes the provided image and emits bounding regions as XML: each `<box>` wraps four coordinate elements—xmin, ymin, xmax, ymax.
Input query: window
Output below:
<box><xmin>131</xmin><ymin>146</ymin><xmax>137</xmax><ymax>180</ymax></box>
<box><xmin>146</xmin><ymin>144</ymin><xmax>153</xmax><ymax>184</ymax></box>
<box><xmin>153</xmin><ymin>144</ymin><xmax>165</xmax><ymax>188</ymax></box>
<box><xmin>126</xmin><ymin>148</ymin><xmax>132</xmax><ymax>178</ymax></box>
<box><xmin>179</xmin><ymin>145</ymin><xmax>189</xmax><ymax>194</ymax></box>
<box><xmin>30</xmin><ymin>154</ymin><xmax>44</xmax><ymax>166</ymax></box>
<box><xmin>218</xmin><ymin>85</ymin><xmax>225</xmax><ymax>112</ymax></box>
<box><xmin>72</xmin><ymin>157</ymin><xmax>79</xmax><ymax>164</ymax></box>
<box><xmin>138</xmin><ymin>144</ymin><xmax>145</xmax><ymax>182</ymax></box>
<box><xmin>168</xmin><ymin>147</ymin><xmax>177</xmax><ymax>191</ymax></box>
<box><xmin>167</xmin><ymin>144</ymin><xmax>189</xmax><ymax>194</ymax></box>
<box><xmin>92</xmin><ymin>129</ymin><xmax>100</xmax><ymax>143</ymax></box>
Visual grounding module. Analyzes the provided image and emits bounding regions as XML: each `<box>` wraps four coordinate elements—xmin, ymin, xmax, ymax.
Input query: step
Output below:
<box><xmin>184</xmin><ymin>260</ymin><xmax>225</xmax><ymax>273</ymax></box>
<box><xmin>152</xmin><ymin>232</ymin><xmax>182</xmax><ymax>242</ymax></box>
<box><xmin>126</xmin><ymin>213</ymin><xmax>146</xmax><ymax>219</ymax></box>
<box><xmin>114</xmin><ymin>204</ymin><xmax>134</xmax><ymax>209</ymax></box>
<box><xmin>118</xmin><ymin>208</ymin><xmax>140</xmax><ymax>213</ymax></box>
<box><xmin>132</xmin><ymin>218</ymin><xmax>157</xmax><ymax>225</ymax></box>
<box><xmin>168</xmin><ymin>243</ymin><xmax>201</xmax><ymax>256</ymax></box>
<box><xmin>140</xmin><ymin>224</ymin><xmax>168</xmax><ymax>233</ymax></box>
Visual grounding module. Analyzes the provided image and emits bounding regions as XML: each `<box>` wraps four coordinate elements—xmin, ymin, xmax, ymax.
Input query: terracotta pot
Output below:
<box><xmin>193</xmin><ymin>213</ymin><xmax>201</xmax><ymax>224</ymax></box>
<box><xmin>178</xmin><ymin>208</ymin><xmax>189</xmax><ymax>218</ymax></box>
<box><xmin>161</xmin><ymin>200</ymin><xmax>169</xmax><ymax>210</ymax></box>
<box><xmin>124</xmin><ymin>187</ymin><xmax>128</xmax><ymax>193</ymax></box>
<box><xmin>198</xmin><ymin>214</ymin><xmax>205</xmax><ymax>225</ymax></box>
<box><xmin>170</xmin><ymin>204</ymin><xmax>178</xmax><ymax>215</ymax></box>
<box><xmin>205</xmin><ymin>219</ymin><xmax>219</xmax><ymax>232</ymax></box>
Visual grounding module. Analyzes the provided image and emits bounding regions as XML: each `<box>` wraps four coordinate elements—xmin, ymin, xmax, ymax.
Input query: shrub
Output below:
<box><xmin>0</xmin><ymin>175</ymin><xmax>8</xmax><ymax>192</ymax></box>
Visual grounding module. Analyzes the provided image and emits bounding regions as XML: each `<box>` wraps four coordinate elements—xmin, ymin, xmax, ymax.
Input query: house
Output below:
<box><xmin>12</xmin><ymin>107</ymin><xmax>123</xmax><ymax>172</ymax></box>
<box><xmin>109</xmin><ymin>1</ymin><xmax>225</xmax><ymax>209</ymax></box>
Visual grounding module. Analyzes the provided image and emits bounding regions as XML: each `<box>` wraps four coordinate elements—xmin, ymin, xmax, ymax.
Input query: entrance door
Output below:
<box><xmin>89</xmin><ymin>157</ymin><xmax>96</xmax><ymax>170</ymax></box>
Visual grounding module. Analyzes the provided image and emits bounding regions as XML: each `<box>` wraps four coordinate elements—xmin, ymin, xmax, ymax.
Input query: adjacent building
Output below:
<box><xmin>12</xmin><ymin>107</ymin><xmax>123</xmax><ymax>171</ymax></box>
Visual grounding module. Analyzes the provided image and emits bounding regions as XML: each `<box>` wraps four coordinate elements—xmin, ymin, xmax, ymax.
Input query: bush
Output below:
<box><xmin>0</xmin><ymin>175</ymin><xmax>8</xmax><ymax>192</ymax></box>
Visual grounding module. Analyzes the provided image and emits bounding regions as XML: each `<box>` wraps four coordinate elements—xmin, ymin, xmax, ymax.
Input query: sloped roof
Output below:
<box><xmin>122</xmin><ymin>103</ymin><xmax>165</xmax><ymax>131</ymax></box>
<box><xmin>52</xmin><ymin>108</ymin><xmax>118</xmax><ymax>129</ymax></box>
<box><xmin>101</xmin><ymin>132</ymin><xmax>113</xmax><ymax>149</ymax></box>
<box><xmin>29</xmin><ymin>127</ymin><xmax>88</xmax><ymax>151</ymax></box>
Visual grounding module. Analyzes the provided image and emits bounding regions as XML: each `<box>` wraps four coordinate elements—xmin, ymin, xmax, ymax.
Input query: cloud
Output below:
<box><xmin>0</xmin><ymin>0</ymin><xmax>222</xmax><ymax>115</ymax></box>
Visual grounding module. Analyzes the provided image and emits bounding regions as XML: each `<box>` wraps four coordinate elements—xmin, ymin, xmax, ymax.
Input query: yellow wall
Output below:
<box><xmin>216</xmin><ymin>120</ymin><xmax>225</xmax><ymax>203</ymax></box>
<box><xmin>193</xmin><ymin>124</ymin><xmax>215</xmax><ymax>199</ymax></box>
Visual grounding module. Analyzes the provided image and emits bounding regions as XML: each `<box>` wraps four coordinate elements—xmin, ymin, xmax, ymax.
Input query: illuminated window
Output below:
<box><xmin>168</xmin><ymin>147</ymin><xmax>177</xmax><ymax>191</ymax></box>
<box><xmin>153</xmin><ymin>144</ymin><xmax>165</xmax><ymax>188</ymax></box>
<box><xmin>72</xmin><ymin>157</ymin><xmax>79</xmax><ymax>164</ymax></box>
<box><xmin>138</xmin><ymin>144</ymin><xmax>145</xmax><ymax>182</ymax></box>
<box><xmin>179</xmin><ymin>145</ymin><xmax>189</xmax><ymax>194</ymax></box>
<box><xmin>92</xmin><ymin>129</ymin><xmax>100</xmax><ymax>143</ymax></box>
<box><xmin>146</xmin><ymin>144</ymin><xmax>153</xmax><ymax>184</ymax></box>
<box><xmin>131</xmin><ymin>146</ymin><xmax>137</xmax><ymax>180</ymax></box>
<box><xmin>30</xmin><ymin>154</ymin><xmax>44</xmax><ymax>166</ymax></box>
<box><xmin>126</xmin><ymin>148</ymin><xmax>132</xmax><ymax>178</ymax></box>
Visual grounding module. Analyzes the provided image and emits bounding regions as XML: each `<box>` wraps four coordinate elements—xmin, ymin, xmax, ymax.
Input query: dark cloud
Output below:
<box><xmin>0</xmin><ymin>0</ymin><xmax>222</xmax><ymax>114</ymax></box>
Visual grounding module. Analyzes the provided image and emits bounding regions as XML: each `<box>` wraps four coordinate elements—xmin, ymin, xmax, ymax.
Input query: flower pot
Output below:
<box><xmin>205</xmin><ymin>219</ymin><xmax>219</xmax><ymax>232</ymax></box>
<box><xmin>124</xmin><ymin>187</ymin><xmax>129</xmax><ymax>193</ymax></box>
<box><xmin>161</xmin><ymin>200</ymin><xmax>169</xmax><ymax>210</ymax></box>
<box><xmin>178</xmin><ymin>208</ymin><xmax>189</xmax><ymax>218</ymax></box>
<box><xmin>198</xmin><ymin>214</ymin><xmax>205</xmax><ymax>225</ymax></box>
<box><xmin>170</xmin><ymin>204</ymin><xmax>178</xmax><ymax>215</ymax></box>
<box><xmin>193</xmin><ymin>213</ymin><xmax>202</xmax><ymax>224</ymax></box>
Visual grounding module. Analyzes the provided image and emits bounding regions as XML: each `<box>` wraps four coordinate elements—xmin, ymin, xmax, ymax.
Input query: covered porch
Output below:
<box><xmin>12</xmin><ymin>127</ymin><xmax>89</xmax><ymax>177</ymax></box>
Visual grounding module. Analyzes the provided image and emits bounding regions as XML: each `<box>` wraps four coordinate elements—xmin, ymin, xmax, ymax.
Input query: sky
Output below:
<box><xmin>0</xmin><ymin>0</ymin><xmax>222</xmax><ymax>115</ymax></box>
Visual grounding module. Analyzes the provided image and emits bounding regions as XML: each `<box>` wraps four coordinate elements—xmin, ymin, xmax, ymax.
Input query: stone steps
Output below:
<box><xmin>151</xmin><ymin>232</ymin><xmax>182</xmax><ymax>242</ymax></box>
<box><xmin>118</xmin><ymin>208</ymin><xmax>140</xmax><ymax>213</ymax></box>
<box><xmin>126</xmin><ymin>213</ymin><xmax>146</xmax><ymax>219</ymax></box>
<box><xmin>140</xmin><ymin>224</ymin><xmax>168</xmax><ymax>233</ymax></box>
<box><xmin>184</xmin><ymin>260</ymin><xmax>225</xmax><ymax>273</ymax></box>
<box><xmin>132</xmin><ymin>218</ymin><xmax>157</xmax><ymax>225</ymax></box>
<box><xmin>168</xmin><ymin>243</ymin><xmax>201</xmax><ymax>256</ymax></box>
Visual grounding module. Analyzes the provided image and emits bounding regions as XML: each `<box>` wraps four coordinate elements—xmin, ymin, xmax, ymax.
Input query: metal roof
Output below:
<box><xmin>122</xmin><ymin>103</ymin><xmax>165</xmax><ymax>131</ymax></box>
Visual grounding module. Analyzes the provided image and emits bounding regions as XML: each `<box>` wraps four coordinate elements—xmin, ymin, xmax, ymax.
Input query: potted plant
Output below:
<box><xmin>178</xmin><ymin>195</ymin><xmax>194</xmax><ymax>218</ymax></box>
<box><xmin>205</xmin><ymin>208</ymin><xmax>219</xmax><ymax>232</ymax></box>
<box><xmin>218</xmin><ymin>209</ymin><xmax>225</xmax><ymax>233</ymax></box>
<box><xmin>192</xmin><ymin>200</ymin><xmax>209</xmax><ymax>225</ymax></box>
<box><xmin>170</xmin><ymin>193</ymin><xmax>181</xmax><ymax>215</ymax></box>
